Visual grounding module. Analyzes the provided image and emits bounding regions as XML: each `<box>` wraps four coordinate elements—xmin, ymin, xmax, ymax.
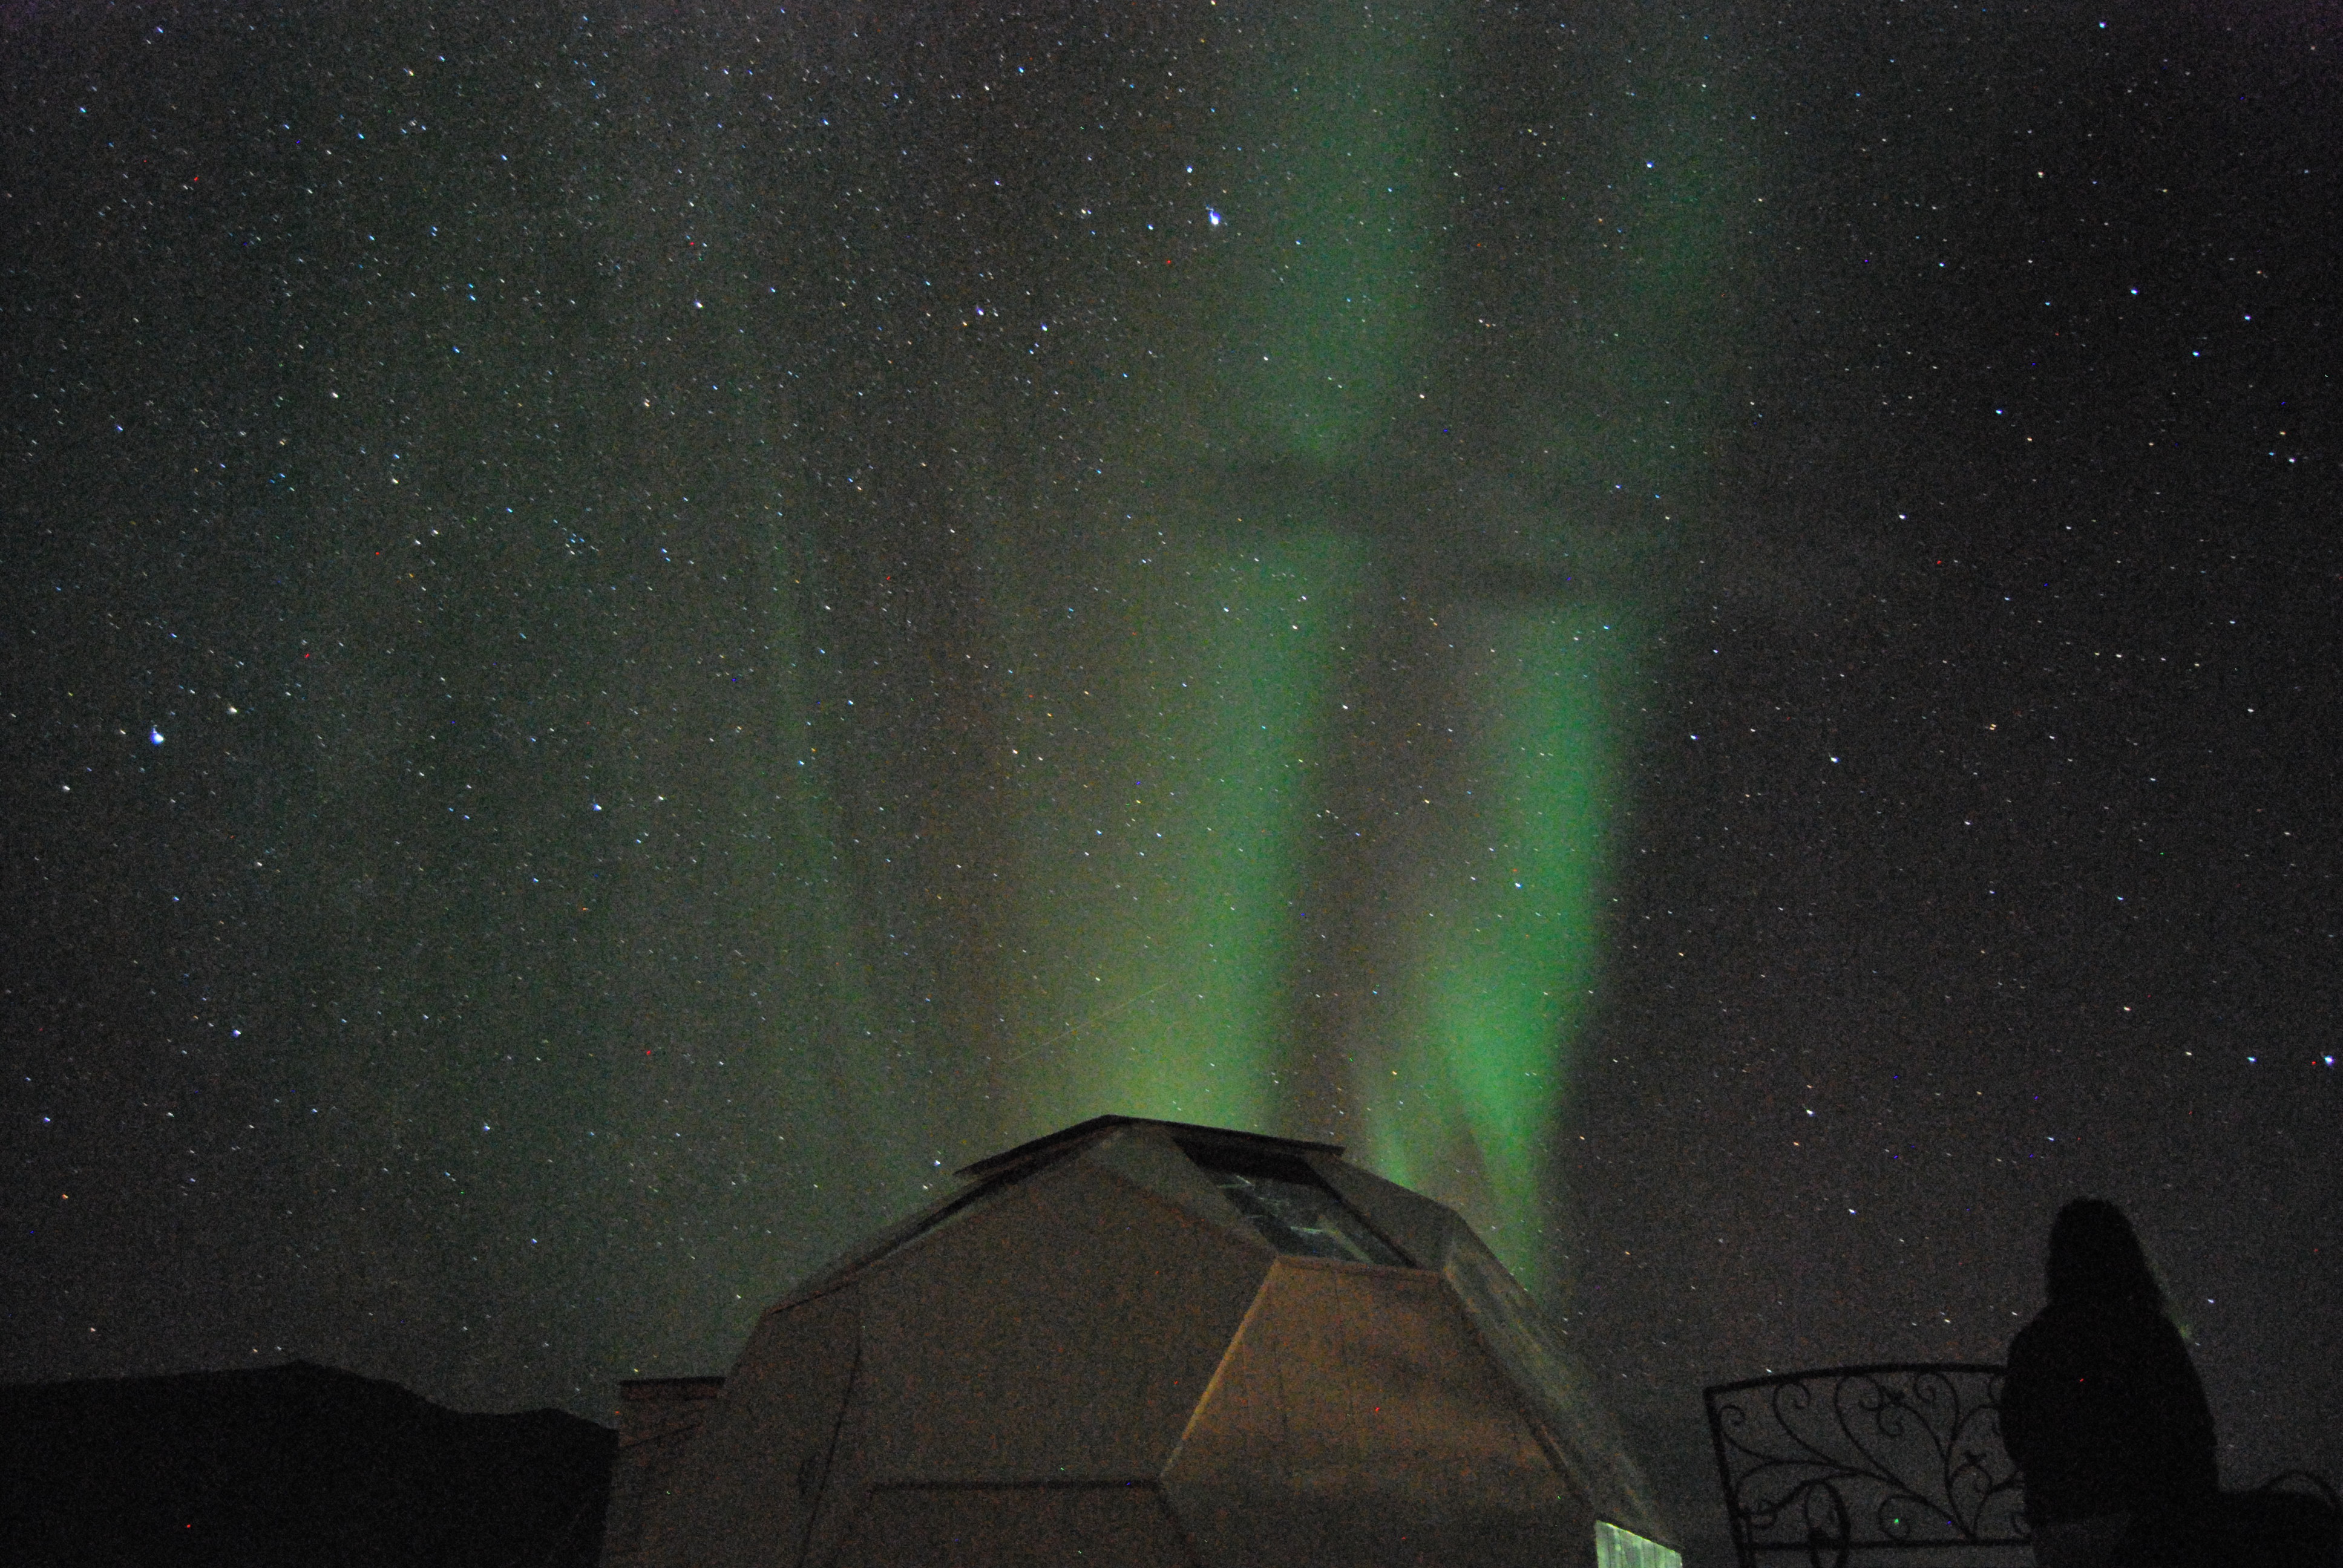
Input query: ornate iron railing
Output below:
<box><xmin>1704</xmin><ymin>1364</ymin><xmax>2029</xmax><ymax>1568</ymax></box>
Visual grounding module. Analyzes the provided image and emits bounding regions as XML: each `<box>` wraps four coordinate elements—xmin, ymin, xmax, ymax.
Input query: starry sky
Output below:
<box><xmin>4</xmin><ymin>0</ymin><xmax>2336</xmax><ymax>1541</ymax></box>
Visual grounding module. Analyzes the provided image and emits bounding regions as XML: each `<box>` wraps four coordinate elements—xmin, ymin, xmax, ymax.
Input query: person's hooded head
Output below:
<box><xmin>2045</xmin><ymin>1198</ymin><xmax>2166</xmax><ymax>1313</ymax></box>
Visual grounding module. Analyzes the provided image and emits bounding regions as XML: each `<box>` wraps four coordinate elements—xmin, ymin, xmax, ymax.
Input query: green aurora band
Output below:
<box><xmin>968</xmin><ymin>2</ymin><xmax>1745</xmax><ymax>1293</ymax></box>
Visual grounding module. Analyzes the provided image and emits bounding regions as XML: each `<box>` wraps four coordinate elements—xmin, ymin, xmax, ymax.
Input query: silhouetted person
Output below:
<box><xmin>2002</xmin><ymin>1199</ymin><xmax>2218</xmax><ymax>1568</ymax></box>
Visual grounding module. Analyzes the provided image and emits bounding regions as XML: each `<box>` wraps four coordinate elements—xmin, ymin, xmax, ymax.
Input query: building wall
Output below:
<box><xmin>599</xmin><ymin>1377</ymin><xmax>725</xmax><ymax>1568</ymax></box>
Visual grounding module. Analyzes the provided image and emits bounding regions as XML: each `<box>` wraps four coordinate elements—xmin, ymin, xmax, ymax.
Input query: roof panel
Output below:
<box><xmin>1167</xmin><ymin>1259</ymin><xmax>1583</xmax><ymax>1568</ymax></box>
<box><xmin>1303</xmin><ymin>1151</ymin><xmax>1468</xmax><ymax>1273</ymax></box>
<box><xmin>1439</xmin><ymin>1226</ymin><xmax>1671</xmax><ymax>1545</ymax></box>
<box><xmin>1080</xmin><ymin>1124</ymin><xmax>1276</xmax><ymax>1251</ymax></box>
<box><xmin>958</xmin><ymin>1115</ymin><xmax>1342</xmax><ymax>1180</ymax></box>
<box><xmin>653</xmin><ymin>1286</ymin><xmax>860</xmax><ymax>1568</ymax></box>
<box><xmin>854</xmin><ymin>1157</ymin><xmax>1269</xmax><ymax>1483</ymax></box>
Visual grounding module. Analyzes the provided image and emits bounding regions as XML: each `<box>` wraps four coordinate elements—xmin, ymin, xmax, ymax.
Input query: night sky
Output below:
<box><xmin>4</xmin><ymin>0</ymin><xmax>2336</xmax><ymax>1542</ymax></box>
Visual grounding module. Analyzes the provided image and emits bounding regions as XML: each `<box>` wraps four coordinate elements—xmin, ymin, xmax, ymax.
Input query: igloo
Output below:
<box><xmin>608</xmin><ymin>1116</ymin><xmax>1678</xmax><ymax>1568</ymax></box>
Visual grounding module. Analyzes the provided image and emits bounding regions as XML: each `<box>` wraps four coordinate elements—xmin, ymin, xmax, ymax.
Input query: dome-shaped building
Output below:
<box><xmin>605</xmin><ymin>1116</ymin><xmax>1679</xmax><ymax>1568</ymax></box>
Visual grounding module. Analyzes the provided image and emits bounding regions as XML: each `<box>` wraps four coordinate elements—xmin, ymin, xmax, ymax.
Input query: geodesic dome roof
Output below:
<box><xmin>626</xmin><ymin>1116</ymin><xmax>1674</xmax><ymax>1568</ymax></box>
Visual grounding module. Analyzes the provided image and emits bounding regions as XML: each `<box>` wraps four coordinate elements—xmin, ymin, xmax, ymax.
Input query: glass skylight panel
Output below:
<box><xmin>1596</xmin><ymin>1521</ymin><xmax>1682</xmax><ymax>1568</ymax></box>
<box><xmin>1177</xmin><ymin>1140</ymin><xmax>1410</xmax><ymax>1267</ymax></box>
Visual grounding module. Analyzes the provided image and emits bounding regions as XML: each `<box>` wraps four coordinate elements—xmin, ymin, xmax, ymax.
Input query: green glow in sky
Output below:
<box><xmin>1222</xmin><ymin>4</ymin><xmax>1445</xmax><ymax>456</ymax></box>
<box><xmin>981</xmin><ymin>2</ymin><xmax>1745</xmax><ymax>1298</ymax></box>
<box><xmin>1005</xmin><ymin>530</ymin><xmax>1365</xmax><ymax>1132</ymax></box>
<box><xmin>13</xmin><ymin>0</ymin><xmax>2312</xmax><ymax>1425</ymax></box>
<box><xmin>1359</xmin><ymin>610</ymin><xmax>1624</xmax><ymax>1292</ymax></box>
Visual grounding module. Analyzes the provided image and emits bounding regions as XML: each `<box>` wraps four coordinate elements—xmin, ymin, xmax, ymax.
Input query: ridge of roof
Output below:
<box><xmin>955</xmin><ymin>1114</ymin><xmax>1345</xmax><ymax>1178</ymax></box>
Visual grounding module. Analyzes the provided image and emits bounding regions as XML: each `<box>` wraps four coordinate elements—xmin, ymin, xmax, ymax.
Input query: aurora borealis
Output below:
<box><xmin>5</xmin><ymin>0</ymin><xmax>2338</xmax><ymax>1552</ymax></box>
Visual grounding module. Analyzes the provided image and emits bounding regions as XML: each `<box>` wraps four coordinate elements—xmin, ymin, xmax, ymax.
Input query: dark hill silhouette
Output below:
<box><xmin>0</xmin><ymin>1360</ymin><xmax>612</xmax><ymax>1567</ymax></box>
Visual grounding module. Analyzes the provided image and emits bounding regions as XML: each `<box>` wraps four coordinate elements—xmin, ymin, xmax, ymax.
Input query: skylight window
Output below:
<box><xmin>1178</xmin><ymin>1139</ymin><xmax>1409</xmax><ymax>1266</ymax></box>
<box><xmin>1596</xmin><ymin>1521</ymin><xmax>1682</xmax><ymax>1568</ymax></box>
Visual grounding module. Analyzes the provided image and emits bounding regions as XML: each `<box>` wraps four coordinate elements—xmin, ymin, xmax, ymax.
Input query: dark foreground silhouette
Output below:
<box><xmin>0</xmin><ymin>1360</ymin><xmax>612</xmax><ymax>1567</ymax></box>
<box><xmin>2003</xmin><ymin>1199</ymin><xmax>2218</xmax><ymax>1567</ymax></box>
<box><xmin>2001</xmin><ymin>1198</ymin><xmax>2338</xmax><ymax>1568</ymax></box>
